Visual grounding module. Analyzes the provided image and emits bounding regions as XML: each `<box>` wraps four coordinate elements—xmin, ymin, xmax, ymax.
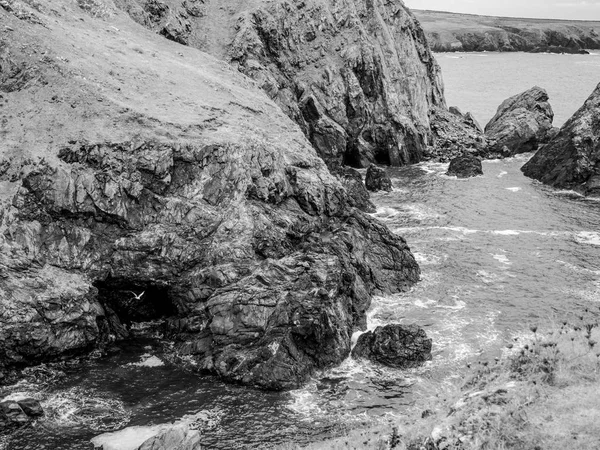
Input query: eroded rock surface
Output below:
<box><xmin>485</xmin><ymin>87</ymin><xmax>554</xmax><ymax>156</ymax></box>
<box><xmin>117</xmin><ymin>0</ymin><xmax>446</xmax><ymax>168</ymax></box>
<box><xmin>365</xmin><ymin>164</ymin><xmax>392</xmax><ymax>192</ymax></box>
<box><xmin>351</xmin><ymin>324</ymin><xmax>432</xmax><ymax>369</ymax></box>
<box><xmin>0</xmin><ymin>0</ymin><xmax>419</xmax><ymax>390</ymax></box>
<box><xmin>446</xmin><ymin>155</ymin><xmax>483</xmax><ymax>178</ymax></box>
<box><xmin>522</xmin><ymin>83</ymin><xmax>600</xmax><ymax>196</ymax></box>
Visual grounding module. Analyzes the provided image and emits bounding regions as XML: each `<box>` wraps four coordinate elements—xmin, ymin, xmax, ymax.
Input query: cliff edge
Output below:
<box><xmin>0</xmin><ymin>0</ymin><xmax>420</xmax><ymax>389</ymax></box>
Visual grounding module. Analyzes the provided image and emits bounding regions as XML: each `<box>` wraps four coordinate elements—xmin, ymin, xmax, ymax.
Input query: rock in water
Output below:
<box><xmin>117</xmin><ymin>0</ymin><xmax>447</xmax><ymax>168</ymax></box>
<box><xmin>428</xmin><ymin>107</ymin><xmax>489</xmax><ymax>161</ymax></box>
<box><xmin>485</xmin><ymin>86</ymin><xmax>554</xmax><ymax>156</ymax></box>
<box><xmin>446</xmin><ymin>155</ymin><xmax>483</xmax><ymax>178</ymax></box>
<box><xmin>0</xmin><ymin>1</ymin><xmax>420</xmax><ymax>390</ymax></box>
<box><xmin>522</xmin><ymin>83</ymin><xmax>600</xmax><ymax>196</ymax></box>
<box><xmin>136</xmin><ymin>425</ymin><xmax>201</xmax><ymax>450</ymax></box>
<box><xmin>365</xmin><ymin>164</ymin><xmax>393</xmax><ymax>192</ymax></box>
<box><xmin>16</xmin><ymin>398</ymin><xmax>44</xmax><ymax>418</ymax></box>
<box><xmin>351</xmin><ymin>324</ymin><xmax>432</xmax><ymax>369</ymax></box>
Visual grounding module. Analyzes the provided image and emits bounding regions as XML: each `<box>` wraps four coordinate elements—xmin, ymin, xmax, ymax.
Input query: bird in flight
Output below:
<box><xmin>128</xmin><ymin>291</ymin><xmax>145</xmax><ymax>300</ymax></box>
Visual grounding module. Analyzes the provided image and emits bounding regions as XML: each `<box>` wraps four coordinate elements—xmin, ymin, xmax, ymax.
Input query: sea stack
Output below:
<box><xmin>522</xmin><ymin>83</ymin><xmax>600</xmax><ymax>196</ymax></box>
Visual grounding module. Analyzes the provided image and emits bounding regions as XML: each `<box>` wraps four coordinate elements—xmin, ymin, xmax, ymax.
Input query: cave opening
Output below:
<box><xmin>94</xmin><ymin>277</ymin><xmax>178</xmax><ymax>332</ymax></box>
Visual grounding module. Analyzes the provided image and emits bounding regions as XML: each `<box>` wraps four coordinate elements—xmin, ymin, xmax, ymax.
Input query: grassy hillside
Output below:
<box><xmin>413</xmin><ymin>10</ymin><xmax>600</xmax><ymax>52</ymax></box>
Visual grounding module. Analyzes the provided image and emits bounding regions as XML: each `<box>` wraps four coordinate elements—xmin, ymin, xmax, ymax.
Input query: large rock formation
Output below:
<box><xmin>522</xmin><ymin>83</ymin><xmax>600</xmax><ymax>196</ymax></box>
<box><xmin>485</xmin><ymin>87</ymin><xmax>554</xmax><ymax>156</ymax></box>
<box><xmin>116</xmin><ymin>0</ymin><xmax>447</xmax><ymax>168</ymax></box>
<box><xmin>0</xmin><ymin>1</ymin><xmax>419</xmax><ymax>390</ymax></box>
<box><xmin>414</xmin><ymin>10</ymin><xmax>600</xmax><ymax>53</ymax></box>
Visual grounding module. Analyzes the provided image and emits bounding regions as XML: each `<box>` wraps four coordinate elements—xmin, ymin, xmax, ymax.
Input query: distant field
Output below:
<box><xmin>412</xmin><ymin>9</ymin><xmax>600</xmax><ymax>52</ymax></box>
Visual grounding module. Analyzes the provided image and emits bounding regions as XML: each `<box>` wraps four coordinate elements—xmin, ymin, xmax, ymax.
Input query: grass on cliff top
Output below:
<box><xmin>281</xmin><ymin>306</ymin><xmax>600</xmax><ymax>450</ymax></box>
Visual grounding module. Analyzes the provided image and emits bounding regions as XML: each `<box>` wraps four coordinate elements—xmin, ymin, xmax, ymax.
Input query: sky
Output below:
<box><xmin>403</xmin><ymin>0</ymin><xmax>600</xmax><ymax>21</ymax></box>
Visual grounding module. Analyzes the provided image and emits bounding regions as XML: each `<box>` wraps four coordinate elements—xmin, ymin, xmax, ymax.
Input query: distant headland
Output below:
<box><xmin>413</xmin><ymin>9</ymin><xmax>600</xmax><ymax>53</ymax></box>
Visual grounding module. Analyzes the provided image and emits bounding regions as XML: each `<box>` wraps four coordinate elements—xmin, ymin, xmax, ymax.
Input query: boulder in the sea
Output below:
<box><xmin>446</xmin><ymin>155</ymin><xmax>483</xmax><ymax>178</ymax></box>
<box><xmin>365</xmin><ymin>164</ymin><xmax>393</xmax><ymax>192</ymax></box>
<box><xmin>485</xmin><ymin>86</ymin><xmax>554</xmax><ymax>156</ymax></box>
<box><xmin>136</xmin><ymin>424</ymin><xmax>201</xmax><ymax>450</ymax></box>
<box><xmin>352</xmin><ymin>324</ymin><xmax>432</xmax><ymax>368</ymax></box>
<box><xmin>522</xmin><ymin>83</ymin><xmax>600</xmax><ymax>196</ymax></box>
<box><xmin>332</xmin><ymin>166</ymin><xmax>376</xmax><ymax>213</ymax></box>
<box><xmin>0</xmin><ymin>398</ymin><xmax>42</xmax><ymax>428</ymax></box>
<box><xmin>16</xmin><ymin>398</ymin><xmax>44</xmax><ymax>418</ymax></box>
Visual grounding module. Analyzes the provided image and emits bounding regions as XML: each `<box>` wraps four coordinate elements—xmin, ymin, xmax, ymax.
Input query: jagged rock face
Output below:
<box><xmin>331</xmin><ymin>166</ymin><xmax>375</xmax><ymax>213</ymax></box>
<box><xmin>0</xmin><ymin>1</ymin><xmax>419</xmax><ymax>390</ymax></box>
<box><xmin>351</xmin><ymin>324</ymin><xmax>432</xmax><ymax>369</ymax></box>
<box><xmin>522</xmin><ymin>83</ymin><xmax>600</xmax><ymax>196</ymax></box>
<box><xmin>485</xmin><ymin>87</ymin><xmax>554</xmax><ymax>156</ymax></box>
<box><xmin>365</xmin><ymin>164</ymin><xmax>392</xmax><ymax>192</ymax></box>
<box><xmin>427</xmin><ymin>107</ymin><xmax>489</xmax><ymax>162</ymax></box>
<box><xmin>446</xmin><ymin>155</ymin><xmax>483</xmax><ymax>179</ymax></box>
<box><xmin>117</xmin><ymin>0</ymin><xmax>446</xmax><ymax>169</ymax></box>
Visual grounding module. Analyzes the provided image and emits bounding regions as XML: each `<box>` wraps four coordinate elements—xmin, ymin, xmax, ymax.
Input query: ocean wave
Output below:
<box><xmin>497</xmin><ymin>171</ymin><xmax>508</xmax><ymax>178</ymax></box>
<box><xmin>41</xmin><ymin>387</ymin><xmax>131</xmax><ymax>432</ymax></box>
<box><xmin>491</xmin><ymin>253</ymin><xmax>512</xmax><ymax>265</ymax></box>
<box><xmin>575</xmin><ymin>231</ymin><xmax>600</xmax><ymax>246</ymax></box>
<box><xmin>505</xmin><ymin>187</ymin><xmax>522</xmax><ymax>192</ymax></box>
<box><xmin>126</xmin><ymin>354</ymin><xmax>165</xmax><ymax>368</ymax></box>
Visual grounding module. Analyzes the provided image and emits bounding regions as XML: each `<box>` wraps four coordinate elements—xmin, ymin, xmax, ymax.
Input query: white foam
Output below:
<box><xmin>575</xmin><ymin>231</ymin><xmax>600</xmax><ymax>246</ymax></box>
<box><xmin>92</xmin><ymin>425</ymin><xmax>167</xmax><ymax>450</ymax></box>
<box><xmin>1</xmin><ymin>392</ymin><xmax>38</xmax><ymax>402</ymax></box>
<box><xmin>477</xmin><ymin>270</ymin><xmax>505</xmax><ymax>284</ymax></box>
<box><xmin>492</xmin><ymin>254</ymin><xmax>512</xmax><ymax>265</ymax></box>
<box><xmin>414</xmin><ymin>298</ymin><xmax>438</xmax><ymax>308</ymax></box>
<box><xmin>491</xmin><ymin>230</ymin><xmax>521</xmax><ymax>236</ymax></box>
<box><xmin>127</xmin><ymin>354</ymin><xmax>164</xmax><ymax>368</ymax></box>
<box><xmin>505</xmin><ymin>187</ymin><xmax>522</xmax><ymax>192</ymax></box>
<box><xmin>413</xmin><ymin>252</ymin><xmax>445</xmax><ymax>266</ymax></box>
<box><xmin>497</xmin><ymin>171</ymin><xmax>507</xmax><ymax>178</ymax></box>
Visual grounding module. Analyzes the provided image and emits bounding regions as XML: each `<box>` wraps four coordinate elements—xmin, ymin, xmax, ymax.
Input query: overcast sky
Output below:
<box><xmin>403</xmin><ymin>0</ymin><xmax>600</xmax><ymax>21</ymax></box>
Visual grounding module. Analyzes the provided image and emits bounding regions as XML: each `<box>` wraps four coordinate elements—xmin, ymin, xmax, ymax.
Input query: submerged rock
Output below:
<box><xmin>446</xmin><ymin>155</ymin><xmax>483</xmax><ymax>178</ymax></box>
<box><xmin>365</xmin><ymin>164</ymin><xmax>393</xmax><ymax>192</ymax></box>
<box><xmin>0</xmin><ymin>398</ymin><xmax>43</xmax><ymax>429</ymax></box>
<box><xmin>351</xmin><ymin>324</ymin><xmax>432</xmax><ymax>369</ymax></box>
<box><xmin>522</xmin><ymin>83</ymin><xmax>600</xmax><ymax>196</ymax></box>
<box><xmin>118</xmin><ymin>0</ymin><xmax>447</xmax><ymax>168</ymax></box>
<box><xmin>485</xmin><ymin>86</ymin><xmax>554</xmax><ymax>156</ymax></box>
<box><xmin>0</xmin><ymin>1</ymin><xmax>420</xmax><ymax>390</ymax></box>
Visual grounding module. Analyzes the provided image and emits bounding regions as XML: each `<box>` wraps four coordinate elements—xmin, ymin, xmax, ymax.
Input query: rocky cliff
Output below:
<box><xmin>522</xmin><ymin>83</ymin><xmax>600</xmax><ymax>196</ymax></box>
<box><xmin>0</xmin><ymin>0</ymin><xmax>420</xmax><ymax>389</ymax></box>
<box><xmin>116</xmin><ymin>0</ymin><xmax>447</xmax><ymax>168</ymax></box>
<box><xmin>414</xmin><ymin>10</ymin><xmax>600</xmax><ymax>53</ymax></box>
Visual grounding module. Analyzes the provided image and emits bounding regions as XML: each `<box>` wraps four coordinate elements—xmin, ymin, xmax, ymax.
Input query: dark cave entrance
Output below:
<box><xmin>94</xmin><ymin>277</ymin><xmax>178</xmax><ymax>334</ymax></box>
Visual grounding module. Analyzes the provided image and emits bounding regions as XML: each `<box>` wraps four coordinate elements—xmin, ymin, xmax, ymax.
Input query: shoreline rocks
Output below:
<box><xmin>365</xmin><ymin>164</ymin><xmax>393</xmax><ymax>192</ymax></box>
<box><xmin>522</xmin><ymin>83</ymin><xmax>600</xmax><ymax>196</ymax></box>
<box><xmin>485</xmin><ymin>87</ymin><xmax>554</xmax><ymax>156</ymax></box>
<box><xmin>446</xmin><ymin>155</ymin><xmax>483</xmax><ymax>178</ymax></box>
<box><xmin>352</xmin><ymin>324</ymin><xmax>432</xmax><ymax>369</ymax></box>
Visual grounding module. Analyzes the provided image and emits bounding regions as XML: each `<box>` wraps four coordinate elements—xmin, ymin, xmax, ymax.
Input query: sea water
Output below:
<box><xmin>437</xmin><ymin>51</ymin><xmax>600</xmax><ymax>126</ymax></box>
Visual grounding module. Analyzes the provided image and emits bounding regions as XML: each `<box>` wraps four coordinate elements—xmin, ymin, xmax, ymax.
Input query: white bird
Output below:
<box><xmin>127</xmin><ymin>291</ymin><xmax>145</xmax><ymax>300</ymax></box>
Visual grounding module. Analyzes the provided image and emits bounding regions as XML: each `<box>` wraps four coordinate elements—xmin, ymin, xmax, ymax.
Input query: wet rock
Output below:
<box><xmin>0</xmin><ymin>2</ymin><xmax>420</xmax><ymax>390</ymax></box>
<box><xmin>427</xmin><ymin>107</ymin><xmax>490</xmax><ymax>162</ymax></box>
<box><xmin>522</xmin><ymin>83</ymin><xmax>600</xmax><ymax>196</ymax></box>
<box><xmin>136</xmin><ymin>424</ymin><xmax>201</xmax><ymax>450</ymax></box>
<box><xmin>446</xmin><ymin>155</ymin><xmax>483</xmax><ymax>178</ymax></box>
<box><xmin>331</xmin><ymin>166</ymin><xmax>375</xmax><ymax>213</ymax></box>
<box><xmin>485</xmin><ymin>86</ymin><xmax>554</xmax><ymax>156</ymax></box>
<box><xmin>16</xmin><ymin>398</ymin><xmax>43</xmax><ymax>418</ymax></box>
<box><xmin>117</xmin><ymin>0</ymin><xmax>448</xmax><ymax>168</ymax></box>
<box><xmin>365</xmin><ymin>164</ymin><xmax>392</xmax><ymax>192</ymax></box>
<box><xmin>0</xmin><ymin>401</ymin><xmax>29</xmax><ymax>427</ymax></box>
<box><xmin>351</xmin><ymin>324</ymin><xmax>432</xmax><ymax>369</ymax></box>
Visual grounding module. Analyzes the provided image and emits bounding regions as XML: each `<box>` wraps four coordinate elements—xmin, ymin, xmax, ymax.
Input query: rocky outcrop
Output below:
<box><xmin>427</xmin><ymin>107</ymin><xmax>489</xmax><ymax>161</ymax></box>
<box><xmin>522</xmin><ymin>83</ymin><xmax>600</xmax><ymax>196</ymax></box>
<box><xmin>331</xmin><ymin>166</ymin><xmax>375</xmax><ymax>213</ymax></box>
<box><xmin>351</xmin><ymin>324</ymin><xmax>432</xmax><ymax>369</ymax></box>
<box><xmin>136</xmin><ymin>425</ymin><xmax>201</xmax><ymax>450</ymax></box>
<box><xmin>0</xmin><ymin>398</ymin><xmax>43</xmax><ymax>430</ymax></box>
<box><xmin>414</xmin><ymin>10</ymin><xmax>600</xmax><ymax>53</ymax></box>
<box><xmin>446</xmin><ymin>155</ymin><xmax>483</xmax><ymax>178</ymax></box>
<box><xmin>485</xmin><ymin>87</ymin><xmax>554</xmax><ymax>156</ymax></box>
<box><xmin>117</xmin><ymin>0</ymin><xmax>447</xmax><ymax>169</ymax></box>
<box><xmin>0</xmin><ymin>1</ymin><xmax>419</xmax><ymax>390</ymax></box>
<box><xmin>365</xmin><ymin>164</ymin><xmax>393</xmax><ymax>192</ymax></box>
